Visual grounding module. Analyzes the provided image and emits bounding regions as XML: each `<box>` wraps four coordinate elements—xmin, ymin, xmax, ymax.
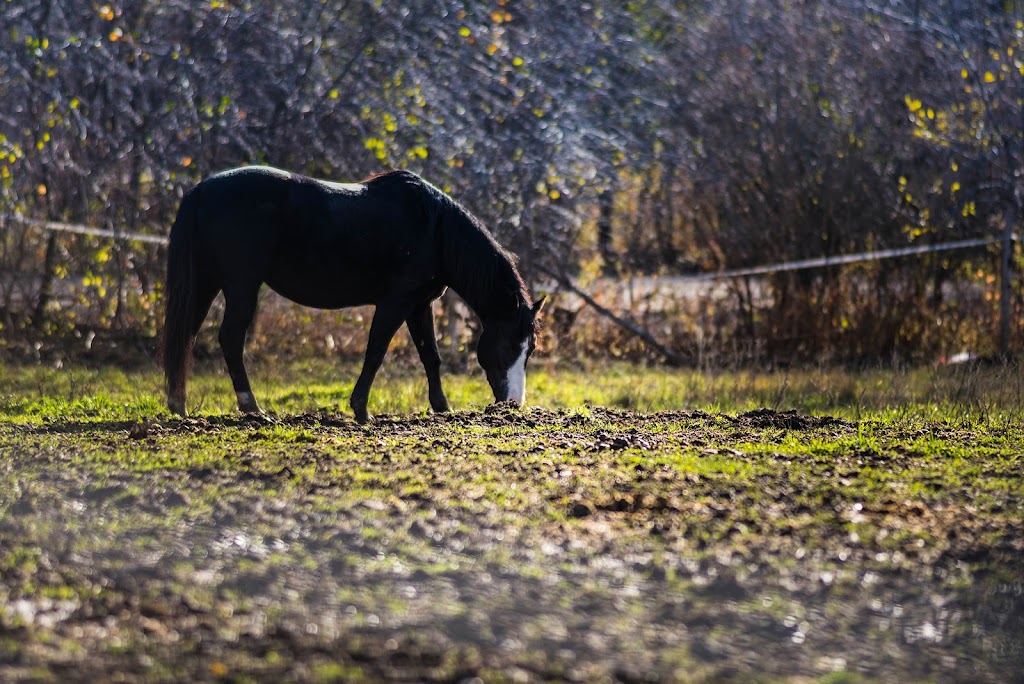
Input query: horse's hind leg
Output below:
<box><xmin>406</xmin><ymin>302</ymin><xmax>449</xmax><ymax>413</ymax></box>
<box><xmin>219</xmin><ymin>288</ymin><xmax>263</xmax><ymax>414</ymax></box>
<box><xmin>167</xmin><ymin>278</ymin><xmax>220</xmax><ymax>417</ymax></box>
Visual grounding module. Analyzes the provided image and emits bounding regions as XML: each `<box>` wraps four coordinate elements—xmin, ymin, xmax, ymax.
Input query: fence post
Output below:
<box><xmin>1000</xmin><ymin>208</ymin><xmax>1015</xmax><ymax>358</ymax></box>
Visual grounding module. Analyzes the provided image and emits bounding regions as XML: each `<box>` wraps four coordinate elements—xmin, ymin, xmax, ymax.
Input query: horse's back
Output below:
<box><xmin>187</xmin><ymin>166</ymin><xmax>443</xmax><ymax>308</ymax></box>
<box><xmin>195</xmin><ymin>166</ymin><xmax>292</xmax><ymax>230</ymax></box>
<box><xmin>196</xmin><ymin>166</ymin><xmax>423</xmax><ymax>233</ymax></box>
<box><xmin>207</xmin><ymin>165</ymin><xmax>292</xmax><ymax>183</ymax></box>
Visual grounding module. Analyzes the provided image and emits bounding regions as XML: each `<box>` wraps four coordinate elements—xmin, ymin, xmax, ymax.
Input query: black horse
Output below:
<box><xmin>162</xmin><ymin>166</ymin><xmax>543</xmax><ymax>423</ymax></box>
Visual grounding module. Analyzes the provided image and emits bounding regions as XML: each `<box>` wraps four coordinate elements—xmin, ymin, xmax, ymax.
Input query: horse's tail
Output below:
<box><xmin>162</xmin><ymin>186</ymin><xmax>201</xmax><ymax>415</ymax></box>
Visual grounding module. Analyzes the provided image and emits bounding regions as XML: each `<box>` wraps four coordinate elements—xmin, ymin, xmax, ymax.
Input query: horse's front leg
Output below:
<box><xmin>350</xmin><ymin>302</ymin><xmax>410</xmax><ymax>424</ymax></box>
<box><xmin>406</xmin><ymin>301</ymin><xmax>449</xmax><ymax>414</ymax></box>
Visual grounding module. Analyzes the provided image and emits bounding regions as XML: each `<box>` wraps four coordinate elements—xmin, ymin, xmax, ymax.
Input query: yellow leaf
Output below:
<box><xmin>549</xmin><ymin>189</ymin><xmax>560</xmax><ymax>200</ymax></box>
<box><xmin>99</xmin><ymin>5</ymin><xmax>114</xmax><ymax>20</ymax></box>
<box><xmin>458</xmin><ymin>27</ymin><xmax>471</xmax><ymax>37</ymax></box>
<box><xmin>329</xmin><ymin>89</ymin><xmax>339</xmax><ymax>99</ymax></box>
<box><xmin>951</xmin><ymin>181</ymin><xmax>960</xmax><ymax>192</ymax></box>
<box><xmin>904</xmin><ymin>96</ymin><xmax>922</xmax><ymax>112</ymax></box>
<box><xmin>512</xmin><ymin>56</ymin><xmax>524</xmax><ymax>67</ymax></box>
<box><xmin>984</xmin><ymin>71</ymin><xmax>996</xmax><ymax>83</ymax></box>
<box><xmin>962</xmin><ymin>68</ymin><xmax>969</xmax><ymax>79</ymax></box>
<box><xmin>37</xmin><ymin>184</ymin><xmax>46</xmax><ymax>196</ymax></box>
<box><xmin>109</xmin><ymin>28</ymin><xmax>122</xmax><ymax>42</ymax></box>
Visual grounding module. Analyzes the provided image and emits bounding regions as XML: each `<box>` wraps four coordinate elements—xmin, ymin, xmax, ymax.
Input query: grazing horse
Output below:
<box><xmin>162</xmin><ymin>166</ymin><xmax>543</xmax><ymax>423</ymax></box>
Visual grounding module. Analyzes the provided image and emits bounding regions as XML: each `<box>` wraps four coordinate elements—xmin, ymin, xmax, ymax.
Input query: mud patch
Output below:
<box><xmin>1</xmin><ymin>406</ymin><xmax>1022</xmax><ymax>682</ymax></box>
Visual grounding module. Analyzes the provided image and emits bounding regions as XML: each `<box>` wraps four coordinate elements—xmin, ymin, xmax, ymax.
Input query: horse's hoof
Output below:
<box><xmin>168</xmin><ymin>398</ymin><xmax>188</xmax><ymax>418</ymax></box>
<box><xmin>236</xmin><ymin>392</ymin><xmax>263</xmax><ymax>415</ymax></box>
<box><xmin>352</xmin><ymin>406</ymin><xmax>369</xmax><ymax>424</ymax></box>
<box><xmin>431</xmin><ymin>398</ymin><xmax>451</xmax><ymax>413</ymax></box>
<box><xmin>349</xmin><ymin>395</ymin><xmax>369</xmax><ymax>424</ymax></box>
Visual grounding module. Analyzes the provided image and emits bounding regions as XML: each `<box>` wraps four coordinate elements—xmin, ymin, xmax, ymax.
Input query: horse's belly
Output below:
<box><xmin>265</xmin><ymin>273</ymin><xmax>375</xmax><ymax>309</ymax></box>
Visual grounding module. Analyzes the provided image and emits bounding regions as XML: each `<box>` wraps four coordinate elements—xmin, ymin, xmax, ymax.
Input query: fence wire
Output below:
<box><xmin>4</xmin><ymin>212</ymin><xmax>1013</xmax><ymax>281</ymax></box>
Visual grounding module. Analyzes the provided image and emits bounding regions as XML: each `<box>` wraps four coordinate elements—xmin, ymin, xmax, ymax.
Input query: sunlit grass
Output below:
<box><xmin>0</xmin><ymin>356</ymin><xmax>1020</xmax><ymax>424</ymax></box>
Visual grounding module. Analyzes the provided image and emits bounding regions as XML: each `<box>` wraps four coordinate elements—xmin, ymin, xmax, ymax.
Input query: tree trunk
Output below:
<box><xmin>32</xmin><ymin>232</ymin><xmax>58</xmax><ymax>329</ymax></box>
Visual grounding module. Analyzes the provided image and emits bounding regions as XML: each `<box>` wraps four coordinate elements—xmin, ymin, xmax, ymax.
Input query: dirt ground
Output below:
<box><xmin>1</xmin><ymin>406</ymin><xmax>1022</xmax><ymax>682</ymax></box>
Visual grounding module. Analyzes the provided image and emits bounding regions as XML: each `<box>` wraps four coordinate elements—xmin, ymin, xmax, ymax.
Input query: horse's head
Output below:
<box><xmin>477</xmin><ymin>297</ymin><xmax>545</xmax><ymax>405</ymax></box>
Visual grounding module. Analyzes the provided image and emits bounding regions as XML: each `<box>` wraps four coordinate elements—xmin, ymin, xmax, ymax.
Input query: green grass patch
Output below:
<box><xmin>0</xmin><ymin>359</ymin><xmax>1021</xmax><ymax>682</ymax></box>
<box><xmin>1</xmin><ymin>357</ymin><xmax>1022</xmax><ymax>423</ymax></box>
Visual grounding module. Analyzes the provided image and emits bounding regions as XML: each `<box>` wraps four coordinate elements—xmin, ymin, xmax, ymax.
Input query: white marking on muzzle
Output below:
<box><xmin>504</xmin><ymin>340</ymin><xmax>529</xmax><ymax>405</ymax></box>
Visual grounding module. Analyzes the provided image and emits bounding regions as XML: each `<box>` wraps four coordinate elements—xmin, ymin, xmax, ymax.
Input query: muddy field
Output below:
<box><xmin>1</xmin><ymin>402</ymin><xmax>1023</xmax><ymax>683</ymax></box>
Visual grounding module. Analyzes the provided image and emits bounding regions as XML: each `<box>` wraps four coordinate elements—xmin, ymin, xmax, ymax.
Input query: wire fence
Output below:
<box><xmin>4</xmin><ymin>211</ymin><xmax>1015</xmax><ymax>280</ymax></box>
<box><xmin>3</xmin><ymin>214</ymin><xmax>171</xmax><ymax>246</ymax></box>
<box><xmin>2</xmin><ymin>211</ymin><xmax>1018</xmax><ymax>360</ymax></box>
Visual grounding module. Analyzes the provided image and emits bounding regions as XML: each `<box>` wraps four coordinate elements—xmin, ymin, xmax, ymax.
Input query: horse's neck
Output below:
<box><xmin>448</xmin><ymin>264</ymin><xmax>521</xmax><ymax>321</ymax></box>
<box><xmin>441</xmin><ymin>225</ymin><xmax>522</xmax><ymax>320</ymax></box>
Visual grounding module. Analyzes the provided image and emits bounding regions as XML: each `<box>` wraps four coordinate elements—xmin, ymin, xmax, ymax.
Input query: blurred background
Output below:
<box><xmin>0</xmin><ymin>0</ymin><xmax>1021</xmax><ymax>366</ymax></box>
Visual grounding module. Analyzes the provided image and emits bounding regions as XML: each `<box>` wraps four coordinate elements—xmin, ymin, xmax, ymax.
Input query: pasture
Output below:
<box><xmin>0</xmin><ymin>359</ymin><xmax>1022</xmax><ymax>682</ymax></box>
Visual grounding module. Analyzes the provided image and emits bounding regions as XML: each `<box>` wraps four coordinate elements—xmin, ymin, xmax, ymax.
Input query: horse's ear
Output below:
<box><xmin>531</xmin><ymin>296</ymin><xmax>546</xmax><ymax>318</ymax></box>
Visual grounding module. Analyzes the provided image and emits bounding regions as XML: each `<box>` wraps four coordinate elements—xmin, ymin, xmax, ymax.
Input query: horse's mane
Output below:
<box><xmin>367</xmin><ymin>170</ymin><xmax>530</xmax><ymax>319</ymax></box>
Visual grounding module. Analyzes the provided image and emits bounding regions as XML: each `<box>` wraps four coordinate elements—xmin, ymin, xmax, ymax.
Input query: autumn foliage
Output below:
<box><xmin>0</xmin><ymin>1</ymin><xmax>1020</xmax><ymax>364</ymax></box>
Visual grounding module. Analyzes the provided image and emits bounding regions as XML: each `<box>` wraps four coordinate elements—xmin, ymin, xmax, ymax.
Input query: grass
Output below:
<box><xmin>0</xmin><ymin>357</ymin><xmax>1022</xmax><ymax>682</ymax></box>
<box><xmin>1</xmin><ymin>355</ymin><xmax>1021</xmax><ymax>423</ymax></box>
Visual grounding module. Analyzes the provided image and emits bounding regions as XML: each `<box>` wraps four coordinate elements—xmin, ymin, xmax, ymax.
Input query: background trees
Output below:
<box><xmin>1</xmin><ymin>0</ymin><xmax>1020</xmax><ymax>362</ymax></box>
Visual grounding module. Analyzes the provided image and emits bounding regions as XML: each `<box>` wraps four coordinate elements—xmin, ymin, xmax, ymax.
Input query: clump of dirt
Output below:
<box><xmin>734</xmin><ymin>407</ymin><xmax>851</xmax><ymax>430</ymax></box>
